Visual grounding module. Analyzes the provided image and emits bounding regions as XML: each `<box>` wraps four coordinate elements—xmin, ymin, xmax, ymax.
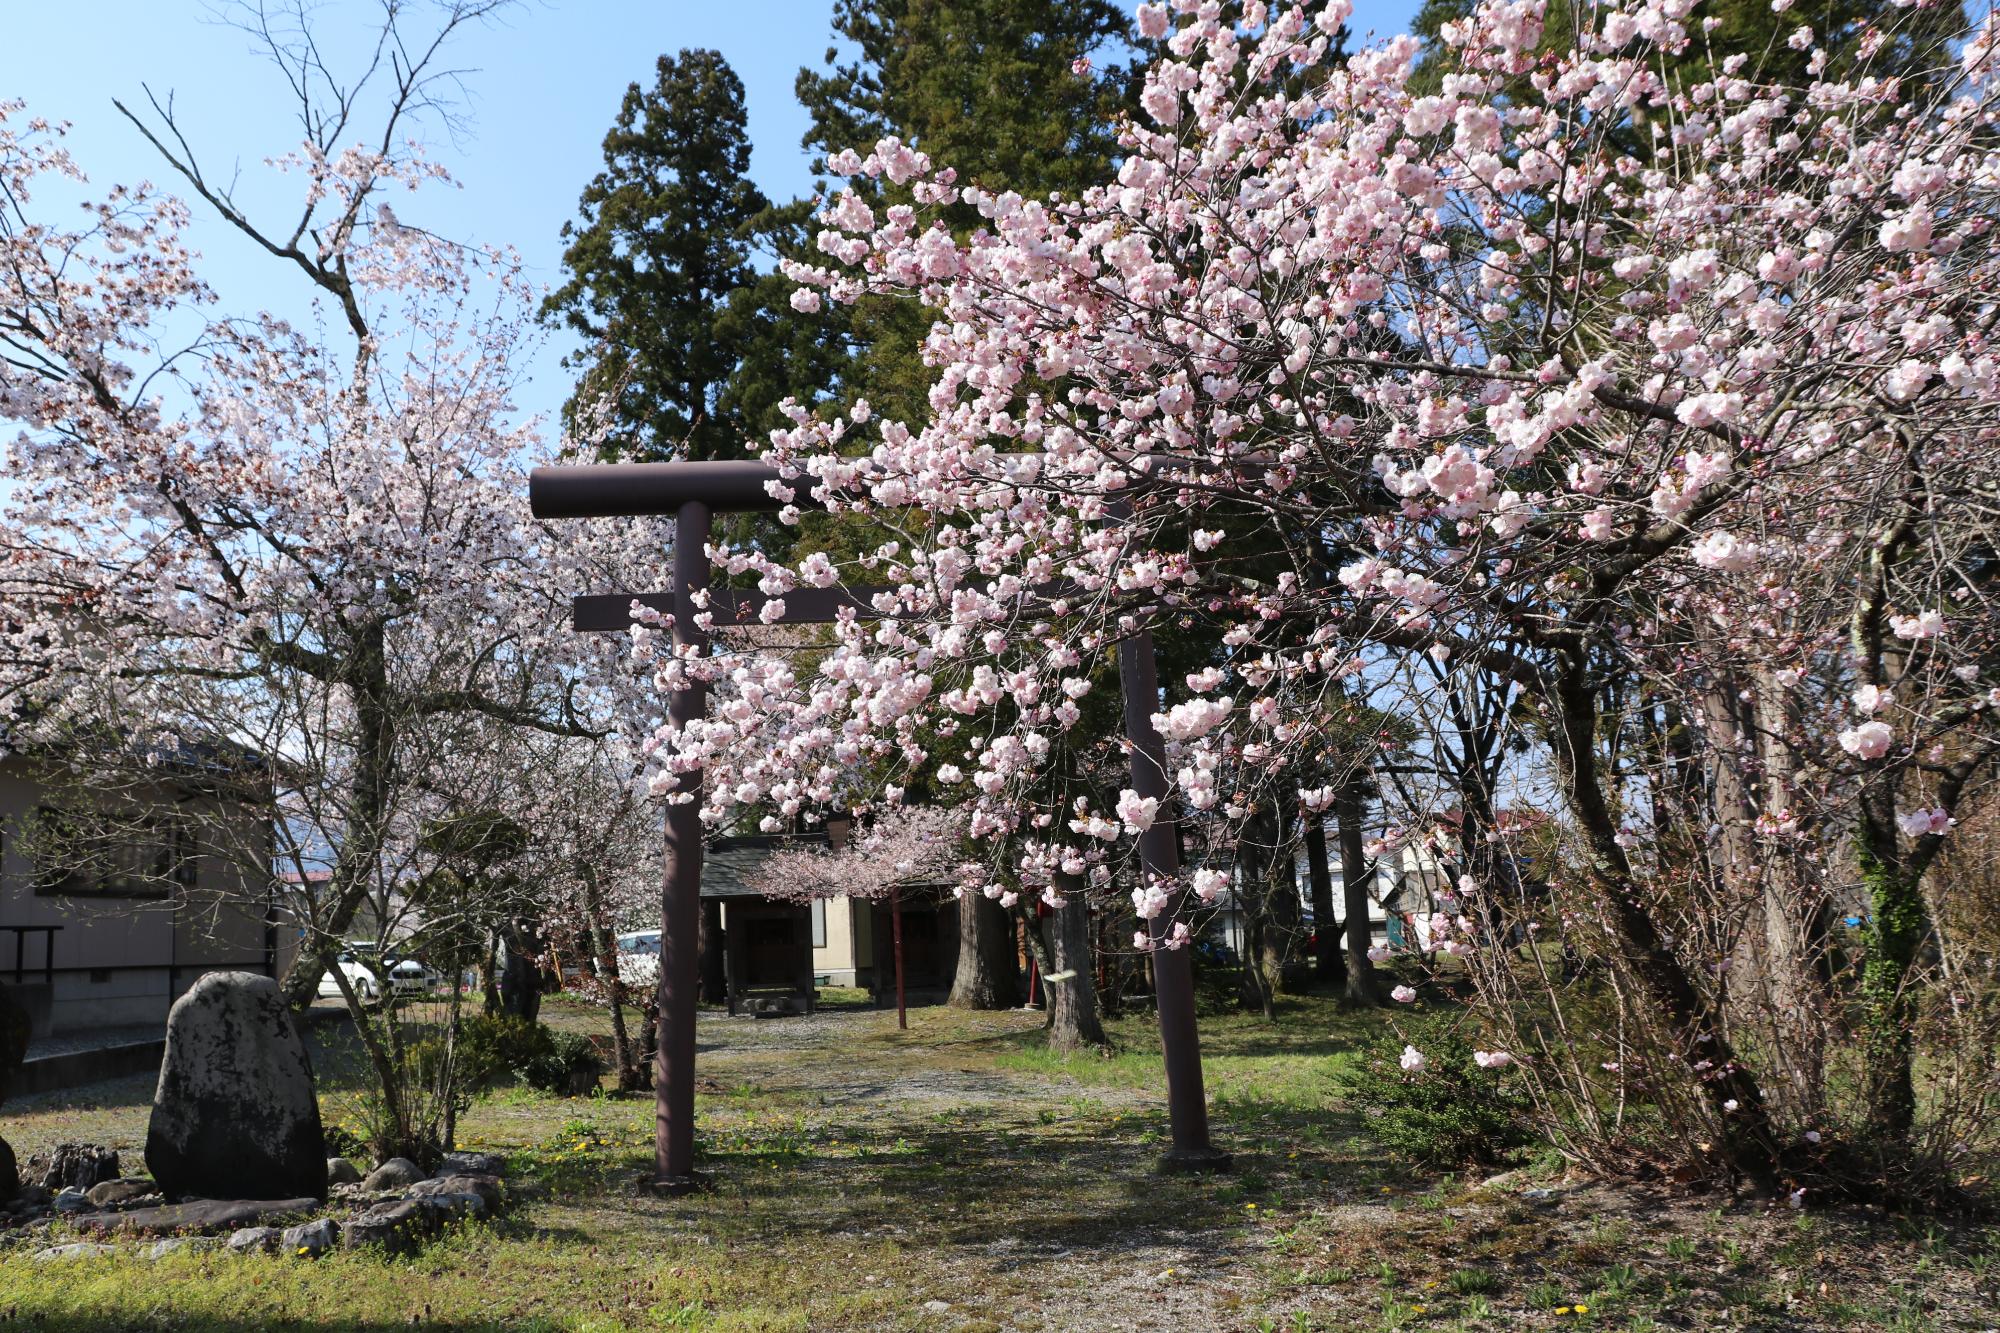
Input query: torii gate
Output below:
<box><xmin>530</xmin><ymin>459</ymin><xmax>1231</xmax><ymax>1190</ymax></box>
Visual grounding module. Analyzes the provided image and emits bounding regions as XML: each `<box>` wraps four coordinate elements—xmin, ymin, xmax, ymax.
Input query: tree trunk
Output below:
<box><xmin>277</xmin><ymin>636</ymin><xmax>397</xmax><ymax>1011</ymax></box>
<box><xmin>497</xmin><ymin>923</ymin><xmax>541</xmax><ymax>1022</ymax></box>
<box><xmin>1750</xmin><ymin>672</ymin><xmax>1828</xmax><ymax>1111</ymax></box>
<box><xmin>1303</xmin><ymin>802</ymin><xmax>1346</xmax><ymax>988</ymax></box>
<box><xmin>1857</xmin><ymin>792</ymin><xmax>1925</xmax><ymax>1139</ymax></box>
<box><xmin>1711</xmin><ymin>677</ymin><xmax>1827</xmax><ymax>1120</ymax></box>
<box><xmin>576</xmin><ymin>863</ymin><xmax>641</xmax><ymax>1091</ymax></box>
<box><xmin>1337</xmin><ymin>776</ymin><xmax>1380</xmax><ymax>1006</ymax></box>
<box><xmin>1552</xmin><ymin>662</ymin><xmax>1776</xmax><ymax>1171</ymax></box>
<box><xmin>950</xmin><ymin>891</ymin><xmax>1021</xmax><ymax>1009</ymax></box>
<box><xmin>591</xmin><ymin>923</ymin><xmax>641</xmax><ymax>1091</ymax></box>
<box><xmin>1041</xmin><ymin>879</ymin><xmax>1106</xmax><ymax>1052</ymax></box>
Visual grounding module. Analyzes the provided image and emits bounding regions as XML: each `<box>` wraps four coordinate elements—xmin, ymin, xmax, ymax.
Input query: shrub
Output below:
<box><xmin>522</xmin><ymin>1030</ymin><xmax>605</xmax><ymax>1096</ymax></box>
<box><xmin>455</xmin><ymin>1015</ymin><xmax>602</xmax><ymax>1096</ymax></box>
<box><xmin>1339</xmin><ymin>1010</ymin><xmax>1532</xmax><ymax>1168</ymax></box>
<box><xmin>455</xmin><ymin>1014</ymin><xmax>556</xmax><ymax>1090</ymax></box>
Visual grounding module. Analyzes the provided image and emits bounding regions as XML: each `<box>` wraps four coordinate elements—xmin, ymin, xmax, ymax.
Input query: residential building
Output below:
<box><xmin>0</xmin><ymin>751</ymin><xmax>277</xmax><ymax>1036</ymax></box>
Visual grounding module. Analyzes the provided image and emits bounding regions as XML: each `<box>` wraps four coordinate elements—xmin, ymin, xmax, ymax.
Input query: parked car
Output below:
<box><xmin>614</xmin><ymin>929</ymin><xmax>661</xmax><ymax>989</ymax></box>
<box><xmin>316</xmin><ymin>950</ymin><xmax>384</xmax><ymax>1002</ymax></box>
<box><xmin>381</xmin><ymin>955</ymin><xmax>443</xmax><ymax>995</ymax></box>
<box><xmin>315</xmin><ymin>948</ymin><xmax>441</xmax><ymax>1003</ymax></box>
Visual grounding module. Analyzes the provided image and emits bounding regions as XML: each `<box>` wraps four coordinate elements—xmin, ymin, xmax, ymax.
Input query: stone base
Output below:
<box><xmin>644</xmin><ymin>1171</ymin><xmax>713</xmax><ymax>1197</ymax></box>
<box><xmin>1157</xmin><ymin>1145</ymin><xmax>1233</xmax><ymax>1175</ymax></box>
<box><xmin>68</xmin><ymin>1196</ymin><xmax>321</xmax><ymax>1237</ymax></box>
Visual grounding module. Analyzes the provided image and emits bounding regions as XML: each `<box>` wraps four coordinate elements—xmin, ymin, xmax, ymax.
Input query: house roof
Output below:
<box><xmin>698</xmin><ymin>833</ymin><xmax>829</xmax><ymax>899</ymax></box>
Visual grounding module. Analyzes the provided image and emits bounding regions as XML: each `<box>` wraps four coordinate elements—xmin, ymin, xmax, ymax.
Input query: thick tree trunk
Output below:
<box><xmin>1709</xmin><ymin>677</ymin><xmax>1828</xmax><ymax>1119</ymax></box>
<box><xmin>1337</xmin><ymin>777</ymin><xmax>1380</xmax><ymax>1006</ymax></box>
<box><xmin>1552</xmin><ymin>663</ymin><xmax>1776</xmax><ymax>1170</ymax></box>
<box><xmin>1236</xmin><ymin>801</ymin><xmax>1292</xmax><ymax>1018</ymax></box>
<box><xmin>1040</xmin><ymin>881</ymin><xmax>1106</xmax><ymax>1052</ymax></box>
<box><xmin>277</xmin><ymin>635</ymin><xmax>397</xmax><ymax>1011</ymax></box>
<box><xmin>497</xmin><ymin>923</ymin><xmax>541</xmax><ymax>1022</ymax></box>
<box><xmin>1303</xmin><ymin>804</ymin><xmax>1346</xmax><ymax>987</ymax></box>
<box><xmin>950</xmin><ymin>891</ymin><xmax>1021</xmax><ymax>1009</ymax></box>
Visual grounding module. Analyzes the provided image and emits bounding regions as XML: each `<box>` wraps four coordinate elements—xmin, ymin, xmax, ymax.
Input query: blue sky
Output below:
<box><xmin>3</xmin><ymin>0</ymin><xmax>1421</xmax><ymax>425</ymax></box>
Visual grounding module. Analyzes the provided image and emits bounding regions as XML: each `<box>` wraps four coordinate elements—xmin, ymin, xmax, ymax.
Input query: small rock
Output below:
<box><xmin>438</xmin><ymin>1151</ymin><xmax>505</xmax><ymax>1177</ymax></box>
<box><xmin>325</xmin><ymin>1157</ymin><xmax>362</xmax><ymax>1187</ymax></box>
<box><xmin>424</xmin><ymin>1191</ymin><xmax>487</xmax><ymax>1220</ymax></box>
<box><xmin>922</xmin><ymin>1299</ymin><xmax>951</xmax><ymax>1313</ymax></box>
<box><xmin>144</xmin><ymin>1236</ymin><xmax>223</xmax><ymax>1260</ymax></box>
<box><xmin>87</xmin><ymin>1178</ymin><xmax>158</xmax><ymax>1208</ymax></box>
<box><xmin>25</xmin><ymin>1144</ymin><xmax>120</xmax><ymax>1192</ymax></box>
<box><xmin>226</xmin><ymin>1226</ymin><xmax>283</xmax><ymax>1254</ymax></box>
<box><xmin>279</xmin><ymin>1217</ymin><xmax>339</xmax><ymax>1258</ymax></box>
<box><xmin>52</xmin><ymin>1187</ymin><xmax>90</xmax><ymax>1214</ymax></box>
<box><xmin>8</xmin><ymin>1185</ymin><xmax>50</xmax><ymax>1215</ymax></box>
<box><xmin>342</xmin><ymin>1198</ymin><xmax>444</xmax><ymax>1255</ymax></box>
<box><xmin>32</xmin><ymin>1242</ymin><xmax>118</xmax><ymax>1261</ymax></box>
<box><xmin>363</xmin><ymin>1157</ymin><xmax>425</xmax><ymax>1191</ymax></box>
<box><xmin>1520</xmin><ymin>1187</ymin><xmax>1560</xmax><ymax>1202</ymax></box>
<box><xmin>406</xmin><ymin>1172</ymin><xmax>504</xmax><ymax>1212</ymax></box>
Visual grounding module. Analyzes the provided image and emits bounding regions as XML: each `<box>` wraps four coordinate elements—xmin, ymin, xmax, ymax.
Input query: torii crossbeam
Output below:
<box><xmin>530</xmin><ymin>459</ymin><xmax>1230</xmax><ymax>1188</ymax></box>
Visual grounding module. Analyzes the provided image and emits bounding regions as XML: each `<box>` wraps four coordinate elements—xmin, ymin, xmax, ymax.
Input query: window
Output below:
<box><xmin>33</xmin><ymin>808</ymin><xmax>195</xmax><ymax>899</ymax></box>
<box><xmin>811</xmin><ymin>899</ymin><xmax>827</xmax><ymax>949</ymax></box>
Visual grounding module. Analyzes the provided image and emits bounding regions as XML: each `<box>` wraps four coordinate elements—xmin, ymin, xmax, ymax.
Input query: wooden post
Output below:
<box><xmin>653</xmin><ymin>500</ymin><xmax>709</xmax><ymax>1192</ymax></box>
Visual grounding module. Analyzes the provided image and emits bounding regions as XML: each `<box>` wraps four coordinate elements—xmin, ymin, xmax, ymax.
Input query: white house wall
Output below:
<box><xmin>0</xmin><ymin>754</ymin><xmax>273</xmax><ymax>1033</ymax></box>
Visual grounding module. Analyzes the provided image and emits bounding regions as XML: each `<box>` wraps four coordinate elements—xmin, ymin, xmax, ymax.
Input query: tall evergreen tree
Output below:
<box><xmin>545</xmin><ymin>50</ymin><xmax>768</xmax><ymax>462</ymax></box>
<box><xmin>793</xmin><ymin>0</ymin><xmax>1138</xmax><ymax>420</ymax></box>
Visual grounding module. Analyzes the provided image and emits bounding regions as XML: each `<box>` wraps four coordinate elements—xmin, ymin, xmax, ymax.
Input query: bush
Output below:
<box><xmin>1339</xmin><ymin>1010</ymin><xmax>1533</xmax><ymax>1168</ymax></box>
<box><xmin>455</xmin><ymin>1015</ymin><xmax>602</xmax><ymax>1096</ymax></box>
<box><xmin>522</xmin><ymin>1030</ymin><xmax>604</xmax><ymax>1096</ymax></box>
<box><xmin>455</xmin><ymin>1014</ymin><xmax>556</xmax><ymax>1090</ymax></box>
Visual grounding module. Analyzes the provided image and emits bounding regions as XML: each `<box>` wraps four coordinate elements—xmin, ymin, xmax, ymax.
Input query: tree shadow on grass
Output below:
<box><xmin>662</xmin><ymin>1095</ymin><xmax>1392</xmax><ymax>1259</ymax></box>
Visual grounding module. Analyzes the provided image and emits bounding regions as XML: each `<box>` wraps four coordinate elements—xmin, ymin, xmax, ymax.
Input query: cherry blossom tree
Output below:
<box><xmin>0</xmin><ymin>3</ymin><xmax>665</xmax><ymax>1159</ymax></box>
<box><xmin>622</xmin><ymin>0</ymin><xmax>2000</xmax><ymax>1188</ymax></box>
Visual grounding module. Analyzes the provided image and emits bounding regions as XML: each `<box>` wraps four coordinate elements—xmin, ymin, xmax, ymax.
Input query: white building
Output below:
<box><xmin>0</xmin><ymin>751</ymin><xmax>277</xmax><ymax>1036</ymax></box>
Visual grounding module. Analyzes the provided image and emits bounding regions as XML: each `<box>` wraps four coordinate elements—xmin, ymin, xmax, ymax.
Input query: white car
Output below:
<box><xmin>614</xmin><ymin>930</ymin><xmax>661</xmax><ymax>989</ymax></box>
<box><xmin>315</xmin><ymin>950</ymin><xmax>441</xmax><ymax>1002</ymax></box>
<box><xmin>317</xmin><ymin>950</ymin><xmax>384</xmax><ymax>1002</ymax></box>
<box><xmin>381</xmin><ymin>956</ymin><xmax>443</xmax><ymax>995</ymax></box>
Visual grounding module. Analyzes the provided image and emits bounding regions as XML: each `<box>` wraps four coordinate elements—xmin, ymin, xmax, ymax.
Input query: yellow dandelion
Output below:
<box><xmin>1574</xmin><ymin>1304</ymin><xmax>1589</xmax><ymax>1315</ymax></box>
<box><xmin>1555</xmin><ymin>1307</ymin><xmax>1572</xmax><ymax>1315</ymax></box>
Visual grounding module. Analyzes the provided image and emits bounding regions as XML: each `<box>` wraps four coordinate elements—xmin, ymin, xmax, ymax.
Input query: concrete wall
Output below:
<box><xmin>0</xmin><ymin>754</ymin><xmax>274</xmax><ymax>1033</ymax></box>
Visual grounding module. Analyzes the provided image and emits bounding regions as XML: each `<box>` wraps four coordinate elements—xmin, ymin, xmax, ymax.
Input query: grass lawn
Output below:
<box><xmin>2</xmin><ymin>993</ymin><xmax>1996</xmax><ymax>1331</ymax></box>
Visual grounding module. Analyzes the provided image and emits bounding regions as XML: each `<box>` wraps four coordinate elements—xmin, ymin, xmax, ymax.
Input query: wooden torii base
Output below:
<box><xmin>531</xmin><ymin>460</ymin><xmax>1230</xmax><ymax>1187</ymax></box>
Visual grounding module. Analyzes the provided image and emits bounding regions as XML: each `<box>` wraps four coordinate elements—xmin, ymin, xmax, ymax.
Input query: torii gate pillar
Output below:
<box><xmin>654</xmin><ymin>499</ymin><xmax>709</xmax><ymax>1190</ymax></box>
